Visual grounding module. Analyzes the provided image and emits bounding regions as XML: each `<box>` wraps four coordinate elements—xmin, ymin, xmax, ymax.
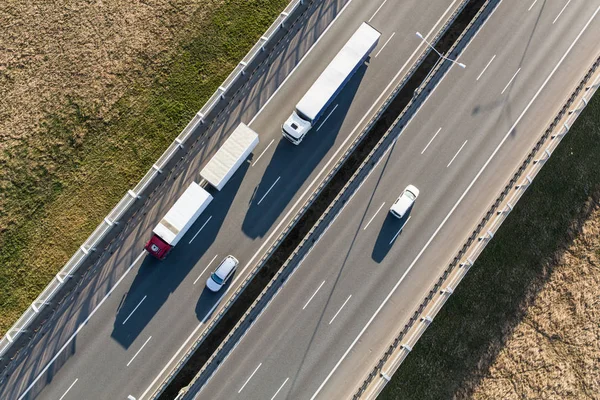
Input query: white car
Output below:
<box><xmin>206</xmin><ymin>255</ymin><xmax>238</xmax><ymax>292</ymax></box>
<box><xmin>390</xmin><ymin>185</ymin><xmax>419</xmax><ymax>219</ymax></box>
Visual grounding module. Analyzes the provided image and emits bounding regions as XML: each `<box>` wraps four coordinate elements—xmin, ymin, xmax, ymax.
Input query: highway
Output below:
<box><xmin>0</xmin><ymin>1</ymin><xmax>467</xmax><ymax>399</ymax></box>
<box><xmin>196</xmin><ymin>1</ymin><xmax>600</xmax><ymax>399</ymax></box>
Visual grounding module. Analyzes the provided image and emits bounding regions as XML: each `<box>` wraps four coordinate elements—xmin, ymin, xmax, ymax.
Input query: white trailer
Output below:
<box><xmin>201</xmin><ymin>122</ymin><xmax>259</xmax><ymax>190</ymax></box>
<box><xmin>145</xmin><ymin>182</ymin><xmax>213</xmax><ymax>259</ymax></box>
<box><xmin>282</xmin><ymin>22</ymin><xmax>381</xmax><ymax>145</ymax></box>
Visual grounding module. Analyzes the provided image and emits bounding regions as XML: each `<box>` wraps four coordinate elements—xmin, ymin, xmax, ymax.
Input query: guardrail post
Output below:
<box><xmin>219</xmin><ymin>87</ymin><xmax>226</xmax><ymax>100</ymax></box>
<box><xmin>533</xmin><ymin>148</ymin><xmax>551</xmax><ymax>164</ymax></box>
<box><xmin>568</xmin><ymin>97</ymin><xmax>587</xmax><ymax>114</ymax></box>
<box><xmin>128</xmin><ymin>189</ymin><xmax>140</xmax><ymax>200</ymax></box>
<box><xmin>240</xmin><ymin>61</ymin><xmax>247</xmax><ymax>76</ymax></box>
<box><xmin>196</xmin><ymin>111</ymin><xmax>205</xmax><ymax>124</ymax></box>
<box><xmin>400</xmin><ymin>344</ymin><xmax>412</xmax><ymax>352</ymax></box>
<box><xmin>422</xmin><ymin>315</ymin><xmax>433</xmax><ymax>324</ymax></box>
<box><xmin>515</xmin><ymin>175</ymin><xmax>532</xmax><ymax>189</ymax></box>
<box><xmin>280</xmin><ymin>12</ymin><xmax>289</xmax><ymax>28</ymax></box>
<box><xmin>552</xmin><ymin>122</ymin><xmax>569</xmax><ymax>139</ymax></box>
<box><xmin>479</xmin><ymin>230</ymin><xmax>493</xmax><ymax>241</ymax></box>
<box><xmin>152</xmin><ymin>164</ymin><xmax>163</xmax><ymax>174</ymax></box>
<box><xmin>442</xmin><ymin>287</ymin><xmax>454</xmax><ymax>295</ymax></box>
<box><xmin>460</xmin><ymin>258</ymin><xmax>474</xmax><ymax>268</ymax></box>
<box><xmin>175</xmin><ymin>138</ymin><xmax>184</xmax><ymax>149</ymax></box>
<box><xmin>497</xmin><ymin>202</ymin><xmax>513</xmax><ymax>215</ymax></box>
<box><xmin>260</xmin><ymin>36</ymin><xmax>269</xmax><ymax>52</ymax></box>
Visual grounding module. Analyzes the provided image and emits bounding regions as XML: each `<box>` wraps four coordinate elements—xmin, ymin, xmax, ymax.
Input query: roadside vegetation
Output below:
<box><xmin>0</xmin><ymin>0</ymin><xmax>288</xmax><ymax>334</ymax></box>
<box><xmin>380</xmin><ymin>79</ymin><xmax>600</xmax><ymax>398</ymax></box>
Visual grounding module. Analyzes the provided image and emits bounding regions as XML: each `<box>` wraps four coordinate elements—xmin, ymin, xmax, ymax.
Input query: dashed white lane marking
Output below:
<box><xmin>189</xmin><ymin>216</ymin><xmax>213</xmax><ymax>244</ymax></box>
<box><xmin>364</xmin><ymin>202</ymin><xmax>386</xmax><ymax>230</ymax></box>
<box><xmin>528</xmin><ymin>0</ymin><xmax>538</xmax><ymax>11</ymax></box>
<box><xmin>368</xmin><ymin>0</ymin><xmax>389</xmax><ymax>23</ymax></box>
<box><xmin>476</xmin><ymin>54</ymin><xmax>496</xmax><ymax>81</ymax></box>
<box><xmin>123</xmin><ymin>295</ymin><xmax>147</xmax><ymax>325</ymax></box>
<box><xmin>389</xmin><ymin>216</ymin><xmax>411</xmax><ymax>244</ymax></box>
<box><xmin>375</xmin><ymin>32</ymin><xmax>396</xmax><ymax>58</ymax></box>
<box><xmin>193</xmin><ymin>254</ymin><xmax>219</xmax><ymax>285</ymax></box>
<box><xmin>553</xmin><ymin>0</ymin><xmax>572</xmax><ymax>24</ymax></box>
<box><xmin>258</xmin><ymin>177</ymin><xmax>281</xmax><ymax>205</ymax></box>
<box><xmin>317</xmin><ymin>104</ymin><xmax>339</xmax><ymax>131</ymax></box>
<box><xmin>238</xmin><ymin>363</ymin><xmax>262</xmax><ymax>393</ymax></box>
<box><xmin>58</xmin><ymin>378</ymin><xmax>78</xmax><ymax>400</ymax></box>
<box><xmin>329</xmin><ymin>295</ymin><xmax>352</xmax><ymax>325</ymax></box>
<box><xmin>447</xmin><ymin>140</ymin><xmax>468</xmax><ymax>168</ymax></box>
<box><xmin>271</xmin><ymin>377</ymin><xmax>290</xmax><ymax>400</ymax></box>
<box><xmin>421</xmin><ymin>127</ymin><xmax>442</xmax><ymax>154</ymax></box>
<box><xmin>303</xmin><ymin>281</ymin><xmax>326</xmax><ymax>310</ymax></box>
<box><xmin>252</xmin><ymin>139</ymin><xmax>275</xmax><ymax>167</ymax></box>
<box><xmin>127</xmin><ymin>336</ymin><xmax>152</xmax><ymax>367</ymax></box>
<box><xmin>501</xmin><ymin>68</ymin><xmax>521</xmax><ymax>94</ymax></box>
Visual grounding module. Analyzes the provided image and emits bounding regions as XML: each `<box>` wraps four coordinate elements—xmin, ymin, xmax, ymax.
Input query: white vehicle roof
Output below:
<box><xmin>201</xmin><ymin>123</ymin><xmax>259</xmax><ymax>190</ymax></box>
<box><xmin>296</xmin><ymin>22</ymin><xmax>380</xmax><ymax>121</ymax></box>
<box><xmin>153</xmin><ymin>182</ymin><xmax>213</xmax><ymax>245</ymax></box>
<box><xmin>390</xmin><ymin>185</ymin><xmax>419</xmax><ymax>219</ymax></box>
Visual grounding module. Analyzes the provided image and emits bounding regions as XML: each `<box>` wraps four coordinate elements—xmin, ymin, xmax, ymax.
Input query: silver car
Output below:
<box><xmin>206</xmin><ymin>255</ymin><xmax>238</xmax><ymax>292</ymax></box>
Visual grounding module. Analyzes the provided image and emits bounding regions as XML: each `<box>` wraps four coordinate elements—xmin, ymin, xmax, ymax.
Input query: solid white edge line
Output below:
<box><xmin>476</xmin><ymin>54</ymin><xmax>496</xmax><ymax>81</ymax></box>
<box><xmin>122</xmin><ymin>295</ymin><xmax>148</xmax><ymax>325</ymax></box>
<box><xmin>141</xmin><ymin>1</ymin><xmax>463</xmax><ymax>397</ymax></box>
<box><xmin>553</xmin><ymin>0</ymin><xmax>572</xmax><ymax>24</ymax></box>
<box><xmin>193</xmin><ymin>254</ymin><xmax>219</xmax><ymax>285</ymax></box>
<box><xmin>258</xmin><ymin>176</ymin><xmax>281</xmax><ymax>205</ymax></box>
<box><xmin>303</xmin><ymin>281</ymin><xmax>326</xmax><ymax>310</ymax></box>
<box><xmin>309</xmin><ymin>7</ymin><xmax>600</xmax><ymax>398</ymax></box>
<box><xmin>364</xmin><ymin>202</ymin><xmax>386</xmax><ymax>230</ymax></box>
<box><xmin>238</xmin><ymin>363</ymin><xmax>262</xmax><ymax>393</ymax></box>
<box><xmin>374</xmin><ymin>32</ymin><xmax>396</xmax><ymax>58</ymax></box>
<box><xmin>389</xmin><ymin>216</ymin><xmax>411</xmax><ymax>245</ymax></box>
<box><xmin>271</xmin><ymin>377</ymin><xmax>290</xmax><ymax>400</ymax></box>
<box><xmin>446</xmin><ymin>139</ymin><xmax>468</xmax><ymax>168</ymax></box>
<box><xmin>252</xmin><ymin>139</ymin><xmax>275</xmax><ymax>166</ymax></box>
<box><xmin>421</xmin><ymin>127</ymin><xmax>442</xmax><ymax>154</ymax></box>
<box><xmin>329</xmin><ymin>295</ymin><xmax>352</xmax><ymax>325</ymax></box>
<box><xmin>317</xmin><ymin>104</ymin><xmax>339</xmax><ymax>131</ymax></box>
<box><xmin>17</xmin><ymin>252</ymin><xmax>146</xmax><ymax>400</ymax></box>
<box><xmin>127</xmin><ymin>336</ymin><xmax>153</xmax><ymax>367</ymax></box>
<box><xmin>58</xmin><ymin>378</ymin><xmax>78</xmax><ymax>400</ymax></box>
<box><xmin>368</xmin><ymin>0</ymin><xmax>389</xmax><ymax>23</ymax></box>
<box><xmin>248</xmin><ymin>0</ymin><xmax>358</xmax><ymax>126</ymax></box>
<box><xmin>189</xmin><ymin>215</ymin><xmax>213</xmax><ymax>244</ymax></box>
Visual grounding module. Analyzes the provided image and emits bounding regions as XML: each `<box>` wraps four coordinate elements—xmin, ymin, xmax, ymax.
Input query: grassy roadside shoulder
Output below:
<box><xmin>0</xmin><ymin>0</ymin><xmax>289</xmax><ymax>334</ymax></box>
<box><xmin>379</xmin><ymin>76</ymin><xmax>600</xmax><ymax>397</ymax></box>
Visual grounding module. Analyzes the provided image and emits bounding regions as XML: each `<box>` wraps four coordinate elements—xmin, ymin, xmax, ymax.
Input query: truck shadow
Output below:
<box><xmin>241</xmin><ymin>65</ymin><xmax>368</xmax><ymax>239</ymax></box>
<box><xmin>372</xmin><ymin>211</ymin><xmax>412</xmax><ymax>263</ymax></box>
<box><xmin>110</xmin><ymin>161</ymin><xmax>250</xmax><ymax>349</ymax></box>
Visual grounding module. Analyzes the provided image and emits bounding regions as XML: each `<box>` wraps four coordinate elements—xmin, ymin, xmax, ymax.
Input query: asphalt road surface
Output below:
<box><xmin>196</xmin><ymin>2</ymin><xmax>600</xmax><ymax>399</ymax></box>
<box><xmin>0</xmin><ymin>1</ymin><xmax>466</xmax><ymax>399</ymax></box>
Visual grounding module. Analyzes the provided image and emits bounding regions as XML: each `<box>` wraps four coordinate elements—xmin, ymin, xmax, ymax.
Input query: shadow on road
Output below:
<box><xmin>242</xmin><ymin>65</ymin><xmax>368</xmax><ymax>239</ymax></box>
<box><xmin>372</xmin><ymin>211</ymin><xmax>412</xmax><ymax>263</ymax></box>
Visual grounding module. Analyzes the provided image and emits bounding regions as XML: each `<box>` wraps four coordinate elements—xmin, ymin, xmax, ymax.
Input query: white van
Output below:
<box><xmin>390</xmin><ymin>185</ymin><xmax>419</xmax><ymax>219</ymax></box>
<box><xmin>206</xmin><ymin>255</ymin><xmax>238</xmax><ymax>292</ymax></box>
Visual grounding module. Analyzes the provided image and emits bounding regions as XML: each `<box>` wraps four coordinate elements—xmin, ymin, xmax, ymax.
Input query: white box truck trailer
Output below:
<box><xmin>282</xmin><ymin>22</ymin><xmax>381</xmax><ymax>144</ymax></box>
<box><xmin>201</xmin><ymin>122</ymin><xmax>259</xmax><ymax>190</ymax></box>
<box><xmin>145</xmin><ymin>182</ymin><xmax>213</xmax><ymax>259</ymax></box>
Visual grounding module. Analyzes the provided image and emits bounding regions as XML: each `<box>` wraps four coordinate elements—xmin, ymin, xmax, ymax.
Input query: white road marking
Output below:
<box><xmin>257</xmin><ymin>176</ymin><xmax>281</xmax><ymax>205</ymax></box>
<box><xmin>389</xmin><ymin>216</ymin><xmax>411</xmax><ymax>244</ymax></box>
<box><xmin>447</xmin><ymin>140</ymin><xmax>468</xmax><ymax>168</ymax></box>
<box><xmin>271</xmin><ymin>377</ymin><xmax>290</xmax><ymax>400</ymax></box>
<box><xmin>329</xmin><ymin>295</ymin><xmax>352</xmax><ymax>325</ymax></box>
<box><xmin>17</xmin><ymin>251</ymin><xmax>145</xmax><ymax>400</ymax></box>
<box><xmin>369</xmin><ymin>0</ymin><xmax>389</xmax><ymax>23</ymax></box>
<box><xmin>122</xmin><ymin>295</ymin><xmax>147</xmax><ymax>325</ymax></box>
<box><xmin>421</xmin><ymin>127</ymin><xmax>442</xmax><ymax>154</ymax></box>
<box><xmin>501</xmin><ymin>67</ymin><xmax>521</xmax><ymax>94</ymax></box>
<box><xmin>140</xmin><ymin>3</ymin><xmax>463</xmax><ymax>397</ymax></box>
<box><xmin>374</xmin><ymin>32</ymin><xmax>396</xmax><ymax>58</ymax></box>
<box><xmin>303</xmin><ymin>281</ymin><xmax>326</xmax><ymax>310</ymax></box>
<box><xmin>193</xmin><ymin>254</ymin><xmax>219</xmax><ymax>285</ymax></box>
<box><xmin>317</xmin><ymin>104</ymin><xmax>339</xmax><ymax>131</ymax></box>
<box><xmin>58</xmin><ymin>379</ymin><xmax>78</xmax><ymax>400</ymax></box>
<box><xmin>249</xmin><ymin>0</ymin><xmax>358</xmax><ymax>126</ymax></box>
<box><xmin>127</xmin><ymin>336</ymin><xmax>152</xmax><ymax>367</ymax></box>
<box><xmin>476</xmin><ymin>54</ymin><xmax>496</xmax><ymax>81</ymax></box>
<box><xmin>309</xmin><ymin>7</ymin><xmax>600</xmax><ymax>398</ymax></box>
<box><xmin>238</xmin><ymin>363</ymin><xmax>262</xmax><ymax>393</ymax></box>
<box><xmin>364</xmin><ymin>202</ymin><xmax>386</xmax><ymax>230</ymax></box>
<box><xmin>189</xmin><ymin>216</ymin><xmax>213</xmax><ymax>244</ymax></box>
<box><xmin>252</xmin><ymin>139</ymin><xmax>275</xmax><ymax>166</ymax></box>
<box><xmin>128</xmin><ymin>396</ymin><xmax>136</xmax><ymax>400</ymax></box>
<box><xmin>528</xmin><ymin>0</ymin><xmax>538</xmax><ymax>11</ymax></box>
<box><xmin>553</xmin><ymin>0</ymin><xmax>571</xmax><ymax>24</ymax></box>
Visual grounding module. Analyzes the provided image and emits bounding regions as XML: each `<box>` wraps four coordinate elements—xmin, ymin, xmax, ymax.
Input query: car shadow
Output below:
<box><xmin>110</xmin><ymin>159</ymin><xmax>250</xmax><ymax>349</ymax></box>
<box><xmin>194</xmin><ymin>276</ymin><xmax>235</xmax><ymax>323</ymax></box>
<box><xmin>371</xmin><ymin>210</ymin><xmax>413</xmax><ymax>263</ymax></box>
<box><xmin>242</xmin><ymin>64</ymin><xmax>368</xmax><ymax>239</ymax></box>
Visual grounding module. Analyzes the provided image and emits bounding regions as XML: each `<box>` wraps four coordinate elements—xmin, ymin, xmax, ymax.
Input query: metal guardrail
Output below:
<box><xmin>0</xmin><ymin>0</ymin><xmax>309</xmax><ymax>365</ymax></box>
<box><xmin>355</xmin><ymin>45</ymin><xmax>600</xmax><ymax>400</ymax></box>
<box><xmin>175</xmin><ymin>1</ymin><xmax>473</xmax><ymax>398</ymax></box>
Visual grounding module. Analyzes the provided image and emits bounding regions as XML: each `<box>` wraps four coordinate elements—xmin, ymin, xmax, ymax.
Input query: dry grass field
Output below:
<box><xmin>0</xmin><ymin>0</ymin><xmax>287</xmax><ymax>333</ymax></box>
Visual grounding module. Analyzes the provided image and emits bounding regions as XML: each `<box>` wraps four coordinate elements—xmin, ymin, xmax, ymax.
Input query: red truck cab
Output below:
<box><xmin>144</xmin><ymin>234</ymin><xmax>172</xmax><ymax>260</ymax></box>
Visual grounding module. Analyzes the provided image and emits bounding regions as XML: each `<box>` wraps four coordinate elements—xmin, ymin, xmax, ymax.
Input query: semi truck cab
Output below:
<box><xmin>282</xmin><ymin>110</ymin><xmax>312</xmax><ymax>144</ymax></box>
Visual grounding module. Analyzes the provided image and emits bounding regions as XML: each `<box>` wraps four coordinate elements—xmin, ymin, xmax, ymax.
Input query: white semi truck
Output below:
<box><xmin>282</xmin><ymin>22</ymin><xmax>381</xmax><ymax>144</ymax></box>
<box><xmin>145</xmin><ymin>123</ymin><xmax>259</xmax><ymax>259</ymax></box>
